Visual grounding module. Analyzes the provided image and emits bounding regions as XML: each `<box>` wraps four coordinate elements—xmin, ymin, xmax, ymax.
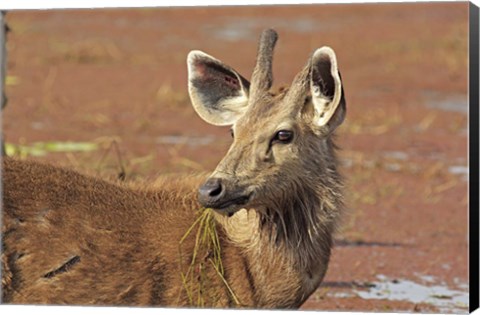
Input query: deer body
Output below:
<box><xmin>2</xmin><ymin>29</ymin><xmax>346</xmax><ymax>308</ymax></box>
<box><xmin>2</xmin><ymin>158</ymin><xmax>333</xmax><ymax>308</ymax></box>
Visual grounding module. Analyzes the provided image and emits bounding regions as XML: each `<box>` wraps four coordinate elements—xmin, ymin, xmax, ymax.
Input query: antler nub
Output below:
<box><xmin>250</xmin><ymin>29</ymin><xmax>278</xmax><ymax>100</ymax></box>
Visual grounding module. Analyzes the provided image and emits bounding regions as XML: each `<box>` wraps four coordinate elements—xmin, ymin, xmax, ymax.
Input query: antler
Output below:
<box><xmin>250</xmin><ymin>29</ymin><xmax>278</xmax><ymax>100</ymax></box>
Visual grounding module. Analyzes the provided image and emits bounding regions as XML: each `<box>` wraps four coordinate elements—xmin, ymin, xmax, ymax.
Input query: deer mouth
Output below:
<box><xmin>217</xmin><ymin>195</ymin><xmax>250</xmax><ymax>208</ymax></box>
<box><xmin>205</xmin><ymin>195</ymin><xmax>250</xmax><ymax>216</ymax></box>
<box><xmin>204</xmin><ymin>194</ymin><xmax>252</xmax><ymax>216</ymax></box>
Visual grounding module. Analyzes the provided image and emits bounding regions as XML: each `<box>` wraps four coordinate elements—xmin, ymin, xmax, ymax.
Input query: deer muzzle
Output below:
<box><xmin>198</xmin><ymin>177</ymin><xmax>251</xmax><ymax>215</ymax></box>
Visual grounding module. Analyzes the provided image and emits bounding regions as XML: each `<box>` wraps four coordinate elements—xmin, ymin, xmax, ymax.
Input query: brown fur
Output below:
<box><xmin>1</xmin><ymin>157</ymin><xmax>329</xmax><ymax>308</ymax></box>
<box><xmin>2</xmin><ymin>29</ymin><xmax>347</xmax><ymax>308</ymax></box>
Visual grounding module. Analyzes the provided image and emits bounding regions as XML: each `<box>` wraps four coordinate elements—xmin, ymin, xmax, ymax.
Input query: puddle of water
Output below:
<box><xmin>448</xmin><ymin>165</ymin><xmax>468</xmax><ymax>181</ymax></box>
<box><xmin>417</xmin><ymin>274</ymin><xmax>436</xmax><ymax>284</ymax></box>
<box><xmin>454</xmin><ymin>278</ymin><xmax>469</xmax><ymax>291</ymax></box>
<box><xmin>212</xmin><ymin>26</ymin><xmax>253</xmax><ymax>41</ymax></box>
<box><xmin>423</xmin><ymin>92</ymin><xmax>468</xmax><ymax>114</ymax></box>
<box><xmin>384</xmin><ymin>163</ymin><xmax>402</xmax><ymax>172</ymax></box>
<box><xmin>353</xmin><ymin>275</ymin><xmax>468</xmax><ymax>313</ymax></box>
<box><xmin>449</xmin><ymin>165</ymin><xmax>468</xmax><ymax>176</ymax></box>
<box><xmin>331</xmin><ymin>292</ymin><xmax>356</xmax><ymax>299</ymax></box>
<box><xmin>383</xmin><ymin>151</ymin><xmax>409</xmax><ymax>161</ymax></box>
<box><xmin>340</xmin><ymin>158</ymin><xmax>354</xmax><ymax>168</ymax></box>
<box><xmin>156</xmin><ymin>135</ymin><xmax>215</xmax><ymax>147</ymax></box>
<box><xmin>206</xmin><ymin>17</ymin><xmax>326</xmax><ymax>42</ymax></box>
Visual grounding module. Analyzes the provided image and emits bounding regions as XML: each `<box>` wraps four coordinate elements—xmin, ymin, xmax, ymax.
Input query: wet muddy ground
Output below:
<box><xmin>2</xmin><ymin>3</ymin><xmax>469</xmax><ymax>313</ymax></box>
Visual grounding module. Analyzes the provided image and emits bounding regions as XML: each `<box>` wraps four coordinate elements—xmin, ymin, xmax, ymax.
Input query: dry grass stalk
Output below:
<box><xmin>178</xmin><ymin>208</ymin><xmax>240</xmax><ymax>307</ymax></box>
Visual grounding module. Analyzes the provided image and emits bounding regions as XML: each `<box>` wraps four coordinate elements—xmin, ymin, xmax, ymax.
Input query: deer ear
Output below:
<box><xmin>309</xmin><ymin>47</ymin><xmax>346</xmax><ymax>131</ymax></box>
<box><xmin>187</xmin><ymin>50</ymin><xmax>250</xmax><ymax>126</ymax></box>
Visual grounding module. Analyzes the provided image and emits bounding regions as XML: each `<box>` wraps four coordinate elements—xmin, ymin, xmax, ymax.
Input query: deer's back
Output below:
<box><xmin>1</xmin><ymin>158</ymin><xmax>205</xmax><ymax>305</ymax></box>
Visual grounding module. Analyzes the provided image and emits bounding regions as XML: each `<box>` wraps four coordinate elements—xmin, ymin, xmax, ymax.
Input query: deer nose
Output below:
<box><xmin>198</xmin><ymin>178</ymin><xmax>225</xmax><ymax>206</ymax></box>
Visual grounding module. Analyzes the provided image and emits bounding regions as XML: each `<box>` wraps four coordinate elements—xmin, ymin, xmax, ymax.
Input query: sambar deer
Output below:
<box><xmin>2</xmin><ymin>29</ymin><xmax>346</xmax><ymax>308</ymax></box>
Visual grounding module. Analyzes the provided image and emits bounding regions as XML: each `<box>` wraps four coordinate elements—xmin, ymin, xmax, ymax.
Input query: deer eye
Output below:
<box><xmin>273</xmin><ymin>130</ymin><xmax>294</xmax><ymax>144</ymax></box>
<box><xmin>230</xmin><ymin>129</ymin><xmax>234</xmax><ymax>138</ymax></box>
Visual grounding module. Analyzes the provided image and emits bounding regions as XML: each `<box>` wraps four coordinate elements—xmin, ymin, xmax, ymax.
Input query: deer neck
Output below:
<box><xmin>214</xmin><ymin>192</ymin><xmax>337</xmax><ymax>307</ymax></box>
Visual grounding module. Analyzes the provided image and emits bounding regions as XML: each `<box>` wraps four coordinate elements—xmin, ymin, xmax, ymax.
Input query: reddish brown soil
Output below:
<box><xmin>2</xmin><ymin>3</ymin><xmax>469</xmax><ymax>313</ymax></box>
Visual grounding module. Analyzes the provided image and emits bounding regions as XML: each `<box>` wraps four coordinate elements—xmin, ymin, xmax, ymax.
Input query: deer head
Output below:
<box><xmin>187</xmin><ymin>29</ymin><xmax>346</xmax><ymax>218</ymax></box>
